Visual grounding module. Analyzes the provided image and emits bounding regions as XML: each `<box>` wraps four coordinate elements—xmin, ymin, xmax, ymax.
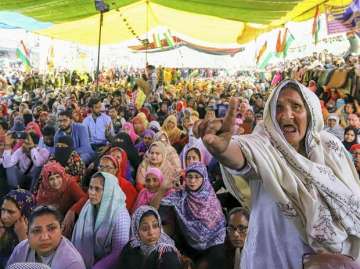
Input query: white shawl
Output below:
<box><xmin>222</xmin><ymin>80</ymin><xmax>360</xmax><ymax>259</ymax></box>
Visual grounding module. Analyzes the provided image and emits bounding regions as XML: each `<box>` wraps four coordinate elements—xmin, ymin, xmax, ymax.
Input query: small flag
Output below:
<box><xmin>164</xmin><ymin>30</ymin><xmax>175</xmax><ymax>47</ymax></box>
<box><xmin>153</xmin><ymin>33</ymin><xmax>161</xmax><ymax>48</ymax></box>
<box><xmin>47</xmin><ymin>45</ymin><xmax>55</xmax><ymax>71</ymax></box>
<box><xmin>275</xmin><ymin>30</ymin><xmax>282</xmax><ymax>53</ymax></box>
<box><xmin>312</xmin><ymin>6</ymin><xmax>320</xmax><ymax>44</ymax></box>
<box><xmin>16</xmin><ymin>40</ymin><xmax>31</xmax><ymax>69</ymax></box>
<box><xmin>135</xmin><ymin>89</ymin><xmax>146</xmax><ymax>110</ymax></box>
<box><xmin>256</xmin><ymin>41</ymin><xmax>267</xmax><ymax>64</ymax></box>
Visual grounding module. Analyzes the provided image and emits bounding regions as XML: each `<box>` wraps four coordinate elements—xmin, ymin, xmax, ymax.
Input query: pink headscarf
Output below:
<box><xmin>132</xmin><ymin>167</ymin><xmax>173</xmax><ymax>212</ymax></box>
<box><xmin>122</xmin><ymin>122</ymin><xmax>139</xmax><ymax>144</ymax></box>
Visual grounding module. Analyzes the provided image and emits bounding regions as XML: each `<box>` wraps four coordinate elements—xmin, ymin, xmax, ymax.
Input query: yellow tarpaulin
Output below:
<box><xmin>37</xmin><ymin>0</ymin><xmax>353</xmax><ymax>46</ymax></box>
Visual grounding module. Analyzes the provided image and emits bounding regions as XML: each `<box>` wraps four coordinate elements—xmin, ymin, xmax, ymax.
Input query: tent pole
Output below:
<box><xmin>96</xmin><ymin>12</ymin><xmax>104</xmax><ymax>91</ymax></box>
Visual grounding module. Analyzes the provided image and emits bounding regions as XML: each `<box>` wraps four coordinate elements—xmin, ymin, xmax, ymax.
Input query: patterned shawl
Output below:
<box><xmin>72</xmin><ymin>172</ymin><xmax>128</xmax><ymax>268</ymax></box>
<box><xmin>222</xmin><ymin>79</ymin><xmax>360</xmax><ymax>259</ymax></box>
<box><xmin>130</xmin><ymin>205</ymin><xmax>176</xmax><ymax>257</ymax></box>
<box><xmin>5</xmin><ymin>189</ymin><xmax>35</xmax><ymax>219</ymax></box>
<box><xmin>161</xmin><ymin>162</ymin><xmax>226</xmax><ymax>250</ymax></box>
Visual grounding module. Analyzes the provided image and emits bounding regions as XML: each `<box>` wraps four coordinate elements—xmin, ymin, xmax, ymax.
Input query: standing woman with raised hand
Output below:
<box><xmin>193</xmin><ymin>79</ymin><xmax>360</xmax><ymax>268</ymax></box>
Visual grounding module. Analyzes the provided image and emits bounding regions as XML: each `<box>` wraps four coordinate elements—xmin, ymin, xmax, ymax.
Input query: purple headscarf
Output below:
<box><xmin>135</xmin><ymin>129</ymin><xmax>155</xmax><ymax>154</ymax></box>
<box><xmin>130</xmin><ymin>206</ymin><xmax>177</xmax><ymax>257</ymax></box>
<box><xmin>5</xmin><ymin>189</ymin><xmax>35</xmax><ymax>219</ymax></box>
<box><xmin>161</xmin><ymin>162</ymin><xmax>226</xmax><ymax>250</ymax></box>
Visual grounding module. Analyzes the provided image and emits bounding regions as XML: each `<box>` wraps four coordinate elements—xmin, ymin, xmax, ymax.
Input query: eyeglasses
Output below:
<box><xmin>185</xmin><ymin>175</ymin><xmax>203</xmax><ymax>181</ymax></box>
<box><xmin>226</xmin><ymin>225</ymin><xmax>248</xmax><ymax>234</ymax></box>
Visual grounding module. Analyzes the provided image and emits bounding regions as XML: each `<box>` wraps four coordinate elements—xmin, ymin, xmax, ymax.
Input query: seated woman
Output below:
<box><xmin>224</xmin><ymin>208</ymin><xmax>249</xmax><ymax>269</ymax></box>
<box><xmin>181</xmin><ymin>146</ymin><xmax>203</xmax><ymax>169</ymax></box>
<box><xmin>98</xmin><ymin>155</ymin><xmax>138</xmax><ymax>211</ymax></box>
<box><xmin>72</xmin><ymin>172</ymin><xmax>130</xmax><ymax>269</ymax></box>
<box><xmin>153</xmin><ymin>131</ymin><xmax>181</xmax><ymax>169</ymax></box>
<box><xmin>135</xmin><ymin>129</ymin><xmax>155</xmax><ymax>158</ymax></box>
<box><xmin>36</xmin><ymin>161</ymin><xmax>88</xmax><ymax>238</ymax></box>
<box><xmin>136</xmin><ymin>142</ymin><xmax>178</xmax><ymax>191</ymax></box>
<box><xmin>50</xmin><ymin>136</ymin><xmax>85</xmax><ymax>184</ymax></box>
<box><xmin>0</xmin><ymin>189</ymin><xmax>35</xmax><ymax>268</ymax></box>
<box><xmin>108</xmin><ymin>146</ymin><xmax>134</xmax><ymax>183</ymax></box>
<box><xmin>161</xmin><ymin>115</ymin><xmax>186</xmax><ymax>151</ymax></box>
<box><xmin>118</xmin><ymin>205</ymin><xmax>182</xmax><ymax>269</ymax></box>
<box><xmin>132</xmin><ymin>167</ymin><xmax>173</xmax><ymax>213</ymax></box>
<box><xmin>7</xmin><ymin>205</ymin><xmax>86</xmax><ymax>269</ymax></box>
<box><xmin>151</xmin><ymin>162</ymin><xmax>226</xmax><ymax>269</ymax></box>
<box><xmin>122</xmin><ymin>122</ymin><xmax>140</xmax><ymax>145</ymax></box>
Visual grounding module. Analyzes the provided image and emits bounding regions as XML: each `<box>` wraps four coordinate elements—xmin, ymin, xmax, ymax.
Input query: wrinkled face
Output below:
<box><xmin>28</xmin><ymin>214</ymin><xmax>62</xmax><ymax>257</ymax></box>
<box><xmin>185</xmin><ymin>171</ymin><xmax>203</xmax><ymax>191</ymax></box>
<box><xmin>1</xmin><ymin>199</ymin><xmax>21</xmax><ymax>227</ymax></box>
<box><xmin>48</xmin><ymin>173</ymin><xmax>63</xmax><ymax>190</ymax></box>
<box><xmin>345</xmin><ymin>130</ymin><xmax>356</xmax><ymax>143</ymax></box>
<box><xmin>88</xmin><ymin>176</ymin><xmax>104</xmax><ymax>206</ymax></box>
<box><xmin>144</xmin><ymin>173</ymin><xmax>161</xmax><ymax>193</ymax></box>
<box><xmin>138</xmin><ymin>214</ymin><xmax>161</xmax><ymax>246</ymax></box>
<box><xmin>227</xmin><ymin>212</ymin><xmax>248</xmax><ymax>248</ymax></box>
<box><xmin>185</xmin><ymin>149</ymin><xmax>201</xmax><ymax>167</ymax></box>
<box><xmin>143</xmin><ymin>135</ymin><xmax>153</xmax><ymax>146</ymax></box>
<box><xmin>327</xmin><ymin>118</ymin><xmax>337</xmax><ymax>128</ymax></box>
<box><xmin>149</xmin><ymin>146</ymin><xmax>163</xmax><ymax>166</ymax></box>
<box><xmin>348</xmin><ymin>114</ymin><xmax>360</xmax><ymax>128</ymax></box>
<box><xmin>99</xmin><ymin>158</ymin><xmax>117</xmax><ymax>176</ymax></box>
<box><xmin>276</xmin><ymin>88</ymin><xmax>308</xmax><ymax>152</ymax></box>
<box><xmin>58</xmin><ymin>115</ymin><xmax>71</xmax><ymax>131</ymax></box>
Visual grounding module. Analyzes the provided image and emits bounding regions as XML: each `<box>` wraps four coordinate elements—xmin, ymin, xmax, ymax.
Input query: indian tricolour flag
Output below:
<box><xmin>16</xmin><ymin>40</ymin><xmax>31</xmax><ymax>69</ymax></box>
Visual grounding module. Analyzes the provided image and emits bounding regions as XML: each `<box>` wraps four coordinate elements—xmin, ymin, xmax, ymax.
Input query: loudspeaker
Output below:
<box><xmin>95</xmin><ymin>0</ymin><xmax>109</xmax><ymax>12</ymax></box>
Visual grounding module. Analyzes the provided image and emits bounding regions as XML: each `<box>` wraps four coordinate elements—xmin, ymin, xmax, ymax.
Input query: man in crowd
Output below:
<box><xmin>54</xmin><ymin>110</ymin><xmax>95</xmax><ymax>165</ymax></box>
<box><xmin>82</xmin><ymin>98</ymin><xmax>113</xmax><ymax>152</ymax></box>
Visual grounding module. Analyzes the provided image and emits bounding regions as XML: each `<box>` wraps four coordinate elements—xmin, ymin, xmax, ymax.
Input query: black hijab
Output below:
<box><xmin>111</xmin><ymin>132</ymin><xmax>141</xmax><ymax>170</ymax></box>
<box><xmin>54</xmin><ymin>135</ymin><xmax>74</xmax><ymax>167</ymax></box>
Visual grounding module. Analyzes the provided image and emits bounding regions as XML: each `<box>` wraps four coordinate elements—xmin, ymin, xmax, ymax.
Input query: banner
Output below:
<box><xmin>326</xmin><ymin>0</ymin><xmax>360</xmax><ymax>34</ymax></box>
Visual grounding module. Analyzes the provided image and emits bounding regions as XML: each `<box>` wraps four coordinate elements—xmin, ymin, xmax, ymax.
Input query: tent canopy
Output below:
<box><xmin>0</xmin><ymin>0</ymin><xmax>352</xmax><ymax>45</ymax></box>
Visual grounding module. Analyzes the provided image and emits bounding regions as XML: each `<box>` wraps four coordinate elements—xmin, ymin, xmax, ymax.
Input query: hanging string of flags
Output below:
<box><xmin>116</xmin><ymin>9</ymin><xmax>149</xmax><ymax>47</ymax></box>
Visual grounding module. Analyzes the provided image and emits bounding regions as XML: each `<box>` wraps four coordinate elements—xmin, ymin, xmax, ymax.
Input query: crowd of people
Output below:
<box><xmin>0</xmin><ymin>51</ymin><xmax>359</xmax><ymax>269</ymax></box>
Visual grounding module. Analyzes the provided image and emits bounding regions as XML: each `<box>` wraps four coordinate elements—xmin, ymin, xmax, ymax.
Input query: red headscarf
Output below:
<box><xmin>101</xmin><ymin>154</ymin><xmax>138</xmax><ymax>211</ymax></box>
<box><xmin>36</xmin><ymin>161</ymin><xmax>70</xmax><ymax>205</ymax></box>
<box><xmin>350</xmin><ymin>144</ymin><xmax>360</xmax><ymax>152</ymax></box>
<box><xmin>25</xmin><ymin>122</ymin><xmax>42</xmax><ymax>138</ymax></box>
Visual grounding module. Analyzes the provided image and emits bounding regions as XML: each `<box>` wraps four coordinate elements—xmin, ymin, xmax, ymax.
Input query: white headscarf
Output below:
<box><xmin>222</xmin><ymin>79</ymin><xmax>360</xmax><ymax>259</ymax></box>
